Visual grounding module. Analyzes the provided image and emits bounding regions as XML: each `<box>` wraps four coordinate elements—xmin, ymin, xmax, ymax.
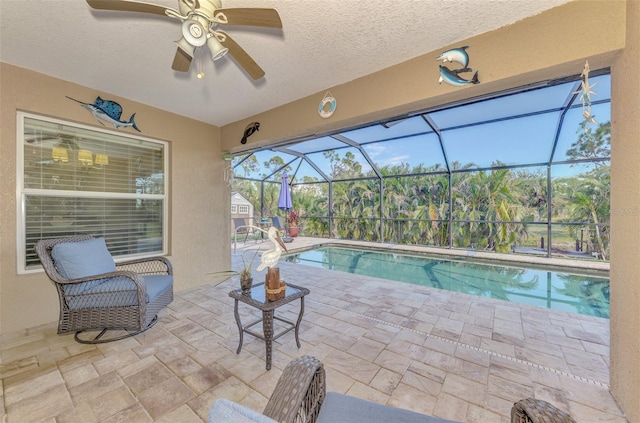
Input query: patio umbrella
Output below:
<box><xmin>278</xmin><ymin>172</ymin><xmax>293</xmax><ymax>242</ymax></box>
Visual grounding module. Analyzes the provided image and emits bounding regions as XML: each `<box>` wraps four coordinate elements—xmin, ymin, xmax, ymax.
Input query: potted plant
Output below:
<box><xmin>286</xmin><ymin>210</ymin><xmax>301</xmax><ymax>237</ymax></box>
<box><xmin>209</xmin><ymin>249</ymin><xmax>258</xmax><ymax>294</ymax></box>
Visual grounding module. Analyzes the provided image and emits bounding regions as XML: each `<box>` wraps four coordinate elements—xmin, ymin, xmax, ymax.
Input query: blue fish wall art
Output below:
<box><xmin>66</xmin><ymin>96</ymin><xmax>141</xmax><ymax>132</ymax></box>
<box><xmin>436</xmin><ymin>46</ymin><xmax>480</xmax><ymax>87</ymax></box>
<box><xmin>438</xmin><ymin>66</ymin><xmax>480</xmax><ymax>87</ymax></box>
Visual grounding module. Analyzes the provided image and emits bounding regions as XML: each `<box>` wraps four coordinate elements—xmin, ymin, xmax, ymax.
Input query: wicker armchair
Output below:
<box><xmin>263</xmin><ymin>355</ymin><xmax>326</xmax><ymax>422</ymax></box>
<box><xmin>35</xmin><ymin>235</ymin><xmax>173</xmax><ymax>344</ymax></box>
<box><xmin>512</xmin><ymin>398</ymin><xmax>577</xmax><ymax>423</ymax></box>
<box><xmin>210</xmin><ymin>356</ymin><xmax>578</xmax><ymax>423</ymax></box>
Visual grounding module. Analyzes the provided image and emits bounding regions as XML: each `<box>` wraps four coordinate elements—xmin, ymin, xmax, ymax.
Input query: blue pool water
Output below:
<box><xmin>285</xmin><ymin>246</ymin><xmax>609</xmax><ymax>318</ymax></box>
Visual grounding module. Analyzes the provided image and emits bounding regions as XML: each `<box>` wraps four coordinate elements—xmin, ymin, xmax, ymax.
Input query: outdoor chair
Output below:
<box><xmin>271</xmin><ymin>216</ymin><xmax>286</xmax><ymax>233</ymax></box>
<box><xmin>234</xmin><ymin>217</ymin><xmax>257</xmax><ymax>243</ymax></box>
<box><xmin>272</xmin><ymin>215</ymin><xmax>294</xmax><ymax>242</ymax></box>
<box><xmin>35</xmin><ymin>235</ymin><xmax>173</xmax><ymax>344</ymax></box>
<box><xmin>209</xmin><ymin>356</ymin><xmax>577</xmax><ymax>423</ymax></box>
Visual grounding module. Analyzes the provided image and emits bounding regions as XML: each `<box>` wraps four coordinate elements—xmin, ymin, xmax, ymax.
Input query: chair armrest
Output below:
<box><xmin>116</xmin><ymin>256</ymin><xmax>173</xmax><ymax>275</ymax></box>
<box><xmin>263</xmin><ymin>356</ymin><xmax>326</xmax><ymax>423</ymax></box>
<box><xmin>511</xmin><ymin>398</ymin><xmax>576</xmax><ymax>423</ymax></box>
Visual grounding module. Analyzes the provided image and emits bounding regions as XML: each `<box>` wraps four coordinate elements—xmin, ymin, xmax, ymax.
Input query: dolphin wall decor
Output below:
<box><xmin>66</xmin><ymin>96</ymin><xmax>140</xmax><ymax>132</ymax></box>
<box><xmin>436</xmin><ymin>46</ymin><xmax>470</xmax><ymax>69</ymax></box>
<box><xmin>438</xmin><ymin>66</ymin><xmax>480</xmax><ymax>87</ymax></box>
<box><xmin>436</xmin><ymin>46</ymin><xmax>480</xmax><ymax>87</ymax></box>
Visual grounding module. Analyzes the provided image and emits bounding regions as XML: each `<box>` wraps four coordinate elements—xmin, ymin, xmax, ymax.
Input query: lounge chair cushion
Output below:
<box><xmin>142</xmin><ymin>275</ymin><xmax>173</xmax><ymax>302</ymax></box>
<box><xmin>52</xmin><ymin>237</ymin><xmax>116</xmax><ymax>279</ymax></box>
<box><xmin>65</xmin><ymin>274</ymin><xmax>173</xmax><ymax>309</ymax></box>
<box><xmin>316</xmin><ymin>392</ymin><xmax>461</xmax><ymax>423</ymax></box>
<box><xmin>208</xmin><ymin>399</ymin><xmax>277</xmax><ymax>423</ymax></box>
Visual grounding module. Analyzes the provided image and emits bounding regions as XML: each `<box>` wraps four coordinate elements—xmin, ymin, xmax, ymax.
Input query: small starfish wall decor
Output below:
<box><xmin>575</xmin><ymin>61</ymin><xmax>598</xmax><ymax>133</ymax></box>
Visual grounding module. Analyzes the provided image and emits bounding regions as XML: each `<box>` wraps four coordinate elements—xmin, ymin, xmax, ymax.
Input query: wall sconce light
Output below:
<box><xmin>51</xmin><ymin>147</ymin><xmax>69</xmax><ymax>163</ymax></box>
<box><xmin>95</xmin><ymin>154</ymin><xmax>109</xmax><ymax>166</ymax></box>
<box><xmin>78</xmin><ymin>149</ymin><xmax>94</xmax><ymax>166</ymax></box>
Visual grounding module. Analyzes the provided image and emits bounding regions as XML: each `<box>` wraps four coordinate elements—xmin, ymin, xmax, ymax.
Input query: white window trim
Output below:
<box><xmin>239</xmin><ymin>205</ymin><xmax>249</xmax><ymax>214</ymax></box>
<box><xmin>16</xmin><ymin>111</ymin><xmax>170</xmax><ymax>274</ymax></box>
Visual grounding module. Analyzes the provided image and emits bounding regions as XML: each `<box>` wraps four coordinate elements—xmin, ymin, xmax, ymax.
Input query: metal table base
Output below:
<box><xmin>230</xmin><ymin>282</ymin><xmax>309</xmax><ymax>370</ymax></box>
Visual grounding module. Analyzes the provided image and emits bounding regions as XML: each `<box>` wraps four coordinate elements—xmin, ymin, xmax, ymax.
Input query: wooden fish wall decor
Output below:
<box><xmin>67</xmin><ymin>96</ymin><xmax>141</xmax><ymax>132</ymax></box>
<box><xmin>436</xmin><ymin>46</ymin><xmax>480</xmax><ymax>87</ymax></box>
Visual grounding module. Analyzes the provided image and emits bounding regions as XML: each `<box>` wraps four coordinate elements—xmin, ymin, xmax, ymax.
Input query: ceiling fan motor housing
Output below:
<box><xmin>179</xmin><ymin>0</ymin><xmax>221</xmax><ymax>19</ymax></box>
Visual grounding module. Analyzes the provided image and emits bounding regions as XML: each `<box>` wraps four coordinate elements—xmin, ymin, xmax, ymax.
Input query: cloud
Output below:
<box><xmin>365</xmin><ymin>144</ymin><xmax>410</xmax><ymax>167</ymax></box>
<box><xmin>380</xmin><ymin>155</ymin><xmax>411</xmax><ymax>167</ymax></box>
<box><xmin>365</xmin><ymin>144</ymin><xmax>386</xmax><ymax>157</ymax></box>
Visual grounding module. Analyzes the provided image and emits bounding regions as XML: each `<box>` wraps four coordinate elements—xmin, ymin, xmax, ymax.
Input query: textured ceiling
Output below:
<box><xmin>0</xmin><ymin>0</ymin><xmax>570</xmax><ymax>127</ymax></box>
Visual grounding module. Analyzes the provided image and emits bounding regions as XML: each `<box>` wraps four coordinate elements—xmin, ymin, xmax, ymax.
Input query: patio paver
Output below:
<box><xmin>0</xmin><ymin>237</ymin><xmax>626</xmax><ymax>422</ymax></box>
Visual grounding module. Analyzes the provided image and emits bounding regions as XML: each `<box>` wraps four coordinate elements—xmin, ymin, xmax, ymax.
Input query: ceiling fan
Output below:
<box><xmin>86</xmin><ymin>0</ymin><xmax>282</xmax><ymax>79</ymax></box>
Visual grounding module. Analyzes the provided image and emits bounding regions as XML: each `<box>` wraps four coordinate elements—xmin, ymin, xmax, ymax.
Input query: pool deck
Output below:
<box><xmin>0</xmin><ymin>237</ymin><xmax>624</xmax><ymax>422</ymax></box>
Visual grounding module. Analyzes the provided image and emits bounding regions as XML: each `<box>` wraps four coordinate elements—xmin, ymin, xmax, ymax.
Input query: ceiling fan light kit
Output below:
<box><xmin>207</xmin><ymin>32</ymin><xmax>228</xmax><ymax>61</ymax></box>
<box><xmin>86</xmin><ymin>0</ymin><xmax>282</xmax><ymax>80</ymax></box>
<box><xmin>182</xmin><ymin>20</ymin><xmax>207</xmax><ymax>46</ymax></box>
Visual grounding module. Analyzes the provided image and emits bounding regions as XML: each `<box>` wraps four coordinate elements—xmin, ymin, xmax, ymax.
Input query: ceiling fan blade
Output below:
<box><xmin>172</xmin><ymin>47</ymin><xmax>193</xmax><ymax>72</ymax></box>
<box><xmin>86</xmin><ymin>0</ymin><xmax>173</xmax><ymax>16</ymax></box>
<box><xmin>216</xmin><ymin>8</ymin><xmax>282</xmax><ymax>28</ymax></box>
<box><xmin>219</xmin><ymin>33</ymin><xmax>265</xmax><ymax>80</ymax></box>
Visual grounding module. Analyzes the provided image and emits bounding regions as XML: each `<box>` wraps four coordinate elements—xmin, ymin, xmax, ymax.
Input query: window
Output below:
<box><xmin>238</xmin><ymin>205</ymin><xmax>249</xmax><ymax>214</ymax></box>
<box><xmin>231</xmin><ymin>205</ymin><xmax>238</xmax><ymax>214</ymax></box>
<box><xmin>17</xmin><ymin>112</ymin><xmax>168</xmax><ymax>273</ymax></box>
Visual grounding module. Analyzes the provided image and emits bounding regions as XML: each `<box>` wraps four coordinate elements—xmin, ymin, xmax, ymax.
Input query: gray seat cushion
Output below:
<box><xmin>208</xmin><ymin>399</ymin><xmax>277</xmax><ymax>423</ymax></box>
<box><xmin>66</xmin><ymin>274</ymin><xmax>173</xmax><ymax>309</ymax></box>
<box><xmin>317</xmin><ymin>392</ymin><xmax>461</xmax><ymax>423</ymax></box>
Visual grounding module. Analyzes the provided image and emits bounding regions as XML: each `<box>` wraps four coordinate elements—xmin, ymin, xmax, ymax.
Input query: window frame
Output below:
<box><xmin>16</xmin><ymin>111</ymin><xmax>170</xmax><ymax>274</ymax></box>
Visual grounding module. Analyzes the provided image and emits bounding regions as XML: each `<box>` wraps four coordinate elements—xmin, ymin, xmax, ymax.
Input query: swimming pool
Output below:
<box><xmin>284</xmin><ymin>246</ymin><xmax>610</xmax><ymax>318</ymax></box>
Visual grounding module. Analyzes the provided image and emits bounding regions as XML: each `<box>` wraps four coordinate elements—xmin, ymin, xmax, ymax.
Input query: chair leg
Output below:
<box><xmin>73</xmin><ymin>316</ymin><xmax>158</xmax><ymax>344</ymax></box>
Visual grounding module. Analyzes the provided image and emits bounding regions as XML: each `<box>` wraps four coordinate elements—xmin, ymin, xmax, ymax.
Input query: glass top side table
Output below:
<box><xmin>228</xmin><ymin>282</ymin><xmax>310</xmax><ymax>370</ymax></box>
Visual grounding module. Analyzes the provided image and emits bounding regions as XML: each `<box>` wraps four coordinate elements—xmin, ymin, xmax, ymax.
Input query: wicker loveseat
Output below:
<box><xmin>209</xmin><ymin>356</ymin><xmax>576</xmax><ymax>423</ymax></box>
<box><xmin>35</xmin><ymin>235</ymin><xmax>173</xmax><ymax>344</ymax></box>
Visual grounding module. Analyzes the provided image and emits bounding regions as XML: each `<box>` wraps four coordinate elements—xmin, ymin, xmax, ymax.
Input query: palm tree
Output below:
<box><xmin>566</xmin><ymin>167</ymin><xmax>610</xmax><ymax>259</ymax></box>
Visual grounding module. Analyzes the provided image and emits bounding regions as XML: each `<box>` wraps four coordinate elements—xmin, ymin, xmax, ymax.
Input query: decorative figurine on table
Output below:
<box><xmin>254</xmin><ymin>226</ymin><xmax>288</xmax><ymax>300</ymax></box>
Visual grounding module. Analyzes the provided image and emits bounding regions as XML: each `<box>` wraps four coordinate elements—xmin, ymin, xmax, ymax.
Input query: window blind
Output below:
<box><xmin>19</xmin><ymin>113</ymin><xmax>168</xmax><ymax>271</ymax></box>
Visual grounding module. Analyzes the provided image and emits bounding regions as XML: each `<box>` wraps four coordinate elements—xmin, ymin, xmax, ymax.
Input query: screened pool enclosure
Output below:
<box><xmin>231</xmin><ymin>70</ymin><xmax>611</xmax><ymax>261</ymax></box>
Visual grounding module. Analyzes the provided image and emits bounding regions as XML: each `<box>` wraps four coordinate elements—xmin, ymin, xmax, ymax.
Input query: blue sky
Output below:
<box><xmin>236</xmin><ymin>74</ymin><xmax>610</xmax><ymax>183</ymax></box>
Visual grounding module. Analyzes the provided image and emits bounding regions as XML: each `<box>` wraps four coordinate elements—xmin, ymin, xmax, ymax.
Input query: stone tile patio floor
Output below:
<box><xmin>0</xmin><ymin>238</ymin><xmax>628</xmax><ymax>422</ymax></box>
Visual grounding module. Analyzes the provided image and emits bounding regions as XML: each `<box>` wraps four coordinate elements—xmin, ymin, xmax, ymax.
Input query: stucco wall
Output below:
<box><xmin>610</xmin><ymin>1</ymin><xmax>640</xmax><ymax>422</ymax></box>
<box><xmin>0</xmin><ymin>63</ymin><xmax>230</xmax><ymax>333</ymax></box>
